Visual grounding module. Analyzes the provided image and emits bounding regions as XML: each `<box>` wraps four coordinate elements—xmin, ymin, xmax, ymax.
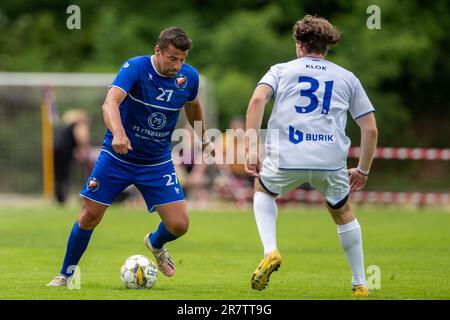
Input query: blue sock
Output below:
<box><xmin>149</xmin><ymin>222</ymin><xmax>179</xmax><ymax>249</ymax></box>
<box><xmin>60</xmin><ymin>221</ymin><xmax>93</xmax><ymax>277</ymax></box>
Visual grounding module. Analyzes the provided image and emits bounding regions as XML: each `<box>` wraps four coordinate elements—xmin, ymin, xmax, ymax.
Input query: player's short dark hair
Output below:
<box><xmin>157</xmin><ymin>27</ymin><xmax>193</xmax><ymax>52</ymax></box>
<box><xmin>292</xmin><ymin>15</ymin><xmax>341</xmax><ymax>55</ymax></box>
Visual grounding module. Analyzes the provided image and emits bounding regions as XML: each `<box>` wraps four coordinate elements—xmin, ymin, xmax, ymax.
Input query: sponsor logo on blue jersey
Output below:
<box><xmin>289</xmin><ymin>125</ymin><xmax>334</xmax><ymax>144</ymax></box>
<box><xmin>148</xmin><ymin>112</ymin><xmax>167</xmax><ymax>130</ymax></box>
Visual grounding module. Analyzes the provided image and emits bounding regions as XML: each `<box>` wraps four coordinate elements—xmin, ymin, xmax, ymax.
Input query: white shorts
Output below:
<box><xmin>259</xmin><ymin>158</ymin><xmax>350</xmax><ymax>206</ymax></box>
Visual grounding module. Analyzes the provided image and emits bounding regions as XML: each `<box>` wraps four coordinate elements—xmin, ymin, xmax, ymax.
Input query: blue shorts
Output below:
<box><xmin>80</xmin><ymin>150</ymin><xmax>185</xmax><ymax>212</ymax></box>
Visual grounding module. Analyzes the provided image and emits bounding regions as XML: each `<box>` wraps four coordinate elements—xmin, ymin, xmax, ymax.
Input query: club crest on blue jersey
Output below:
<box><xmin>174</xmin><ymin>74</ymin><xmax>188</xmax><ymax>89</ymax></box>
<box><xmin>86</xmin><ymin>177</ymin><xmax>100</xmax><ymax>192</ymax></box>
<box><xmin>148</xmin><ymin>112</ymin><xmax>167</xmax><ymax>130</ymax></box>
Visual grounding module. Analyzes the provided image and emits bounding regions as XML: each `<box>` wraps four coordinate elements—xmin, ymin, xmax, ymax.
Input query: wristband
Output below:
<box><xmin>357</xmin><ymin>167</ymin><xmax>370</xmax><ymax>176</ymax></box>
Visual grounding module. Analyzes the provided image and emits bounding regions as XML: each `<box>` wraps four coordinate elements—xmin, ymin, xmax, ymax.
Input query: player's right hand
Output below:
<box><xmin>112</xmin><ymin>133</ymin><xmax>133</xmax><ymax>154</ymax></box>
<box><xmin>245</xmin><ymin>152</ymin><xmax>262</xmax><ymax>178</ymax></box>
<box><xmin>348</xmin><ymin>167</ymin><xmax>368</xmax><ymax>191</ymax></box>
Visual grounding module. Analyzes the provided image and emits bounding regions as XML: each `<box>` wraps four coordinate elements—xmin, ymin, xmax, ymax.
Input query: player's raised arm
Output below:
<box><xmin>102</xmin><ymin>87</ymin><xmax>132</xmax><ymax>154</ymax></box>
<box><xmin>348</xmin><ymin>112</ymin><xmax>378</xmax><ymax>191</ymax></box>
<box><xmin>245</xmin><ymin>84</ymin><xmax>273</xmax><ymax>177</ymax></box>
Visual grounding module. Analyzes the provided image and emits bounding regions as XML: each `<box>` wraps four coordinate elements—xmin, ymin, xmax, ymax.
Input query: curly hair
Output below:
<box><xmin>292</xmin><ymin>15</ymin><xmax>341</xmax><ymax>55</ymax></box>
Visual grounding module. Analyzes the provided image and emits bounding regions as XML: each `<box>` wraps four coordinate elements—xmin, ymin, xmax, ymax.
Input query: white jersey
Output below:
<box><xmin>259</xmin><ymin>57</ymin><xmax>374</xmax><ymax>170</ymax></box>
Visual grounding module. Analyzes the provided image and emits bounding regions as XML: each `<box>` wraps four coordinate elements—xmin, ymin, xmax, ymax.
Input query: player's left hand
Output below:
<box><xmin>202</xmin><ymin>141</ymin><xmax>215</xmax><ymax>163</ymax></box>
<box><xmin>348</xmin><ymin>168</ymin><xmax>368</xmax><ymax>191</ymax></box>
<box><xmin>245</xmin><ymin>152</ymin><xmax>262</xmax><ymax>178</ymax></box>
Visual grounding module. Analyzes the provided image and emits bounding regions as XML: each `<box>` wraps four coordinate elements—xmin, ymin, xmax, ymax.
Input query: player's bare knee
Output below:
<box><xmin>327</xmin><ymin>201</ymin><xmax>354</xmax><ymax>224</ymax></box>
<box><xmin>168</xmin><ymin>219</ymin><xmax>189</xmax><ymax>237</ymax></box>
<box><xmin>78</xmin><ymin>203</ymin><xmax>104</xmax><ymax>229</ymax></box>
<box><xmin>78</xmin><ymin>211</ymin><xmax>100</xmax><ymax>229</ymax></box>
<box><xmin>78</xmin><ymin>216</ymin><xmax>95</xmax><ymax>229</ymax></box>
<box><xmin>164</xmin><ymin>212</ymin><xmax>189</xmax><ymax>236</ymax></box>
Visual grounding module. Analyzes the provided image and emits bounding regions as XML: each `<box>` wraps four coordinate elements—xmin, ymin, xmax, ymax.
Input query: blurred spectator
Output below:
<box><xmin>173</xmin><ymin>124</ymin><xmax>211</xmax><ymax>207</ymax></box>
<box><xmin>213</xmin><ymin>117</ymin><xmax>254</xmax><ymax>207</ymax></box>
<box><xmin>53</xmin><ymin>109</ymin><xmax>92</xmax><ymax>204</ymax></box>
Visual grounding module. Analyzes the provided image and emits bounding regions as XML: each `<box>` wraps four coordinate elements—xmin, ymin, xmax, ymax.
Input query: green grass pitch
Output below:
<box><xmin>0</xmin><ymin>203</ymin><xmax>449</xmax><ymax>299</ymax></box>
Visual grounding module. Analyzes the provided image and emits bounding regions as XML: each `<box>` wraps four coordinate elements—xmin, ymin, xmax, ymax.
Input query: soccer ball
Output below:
<box><xmin>120</xmin><ymin>255</ymin><xmax>158</xmax><ymax>289</ymax></box>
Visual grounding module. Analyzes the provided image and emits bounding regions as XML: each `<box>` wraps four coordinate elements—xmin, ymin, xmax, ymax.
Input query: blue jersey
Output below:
<box><xmin>103</xmin><ymin>55</ymin><xmax>199</xmax><ymax>165</ymax></box>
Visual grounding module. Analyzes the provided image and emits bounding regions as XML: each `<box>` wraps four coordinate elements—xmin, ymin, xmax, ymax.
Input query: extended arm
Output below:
<box><xmin>348</xmin><ymin>112</ymin><xmax>378</xmax><ymax>191</ymax></box>
<box><xmin>102</xmin><ymin>87</ymin><xmax>132</xmax><ymax>154</ymax></box>
<box><xmin>184</xmin><ymin>99</ymin><xmax>214</xmax><ymax>156</ymax></box>
<box><xmin>245</xmin><ymin>84</ymin><xmax>273</xmax><ymax>177</ymax></box>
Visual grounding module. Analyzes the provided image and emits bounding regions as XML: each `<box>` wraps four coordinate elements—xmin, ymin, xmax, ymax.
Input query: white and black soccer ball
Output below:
<box><xmin>120</xmin><ymin>255</ymin><xmax>158</xmax><ymax>289</ymax></box>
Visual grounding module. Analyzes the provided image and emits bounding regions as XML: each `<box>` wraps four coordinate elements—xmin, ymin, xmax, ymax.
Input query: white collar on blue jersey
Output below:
<box><xmin>150</xmin><ymin>55</ymin><xmax>169</xmax><ymax>78</ymax></box>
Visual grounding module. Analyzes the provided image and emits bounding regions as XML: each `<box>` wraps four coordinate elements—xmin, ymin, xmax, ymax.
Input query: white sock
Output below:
<box><xmin>253</xmin><ymin>191</ymin><xmax>278</xmax><ymax>255</ymax></box>
<box><xmin>337</xmin><ymin>219</ymin><xmax>367</xmax><ymax>286</ymax></box>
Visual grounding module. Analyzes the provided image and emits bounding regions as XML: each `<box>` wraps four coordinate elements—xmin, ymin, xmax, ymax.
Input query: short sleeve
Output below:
<box><xmin>110</xmin><ymin>60</ymin><xmax>140</xmax><ymax>94</ymax></box>
<box><xmin>258</xmin><ymin>65</ymin><xmax>279</xmax><ymax>94</ymax></box>
<box><xmin>349</xmin><ymin>77</ymin><xmax>375</xmax><ymax>120</ymax></box>
<box><xmin>187</xmin><ymin>70</ymin><xmax>200</xmax><ymax>102</ymax></box>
